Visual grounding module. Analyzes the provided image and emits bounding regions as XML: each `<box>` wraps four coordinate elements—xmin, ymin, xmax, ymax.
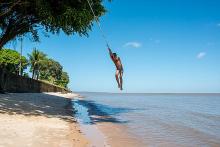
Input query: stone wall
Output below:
<box><xmin>0</xmin><ymin>68</ymin><xmax>70</xmax><ymax>93</ymax></box>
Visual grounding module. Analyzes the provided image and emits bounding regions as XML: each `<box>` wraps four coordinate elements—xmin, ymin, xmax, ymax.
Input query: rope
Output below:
<box><xmin>86</xmin><ymin>0</ymin><xmax>110</xmax><ymax>49</ymax></box>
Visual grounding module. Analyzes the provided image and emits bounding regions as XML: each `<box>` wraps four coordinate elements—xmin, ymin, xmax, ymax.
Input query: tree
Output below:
<box><xmin>55</xmin><ymin>71</ymin><xmax>70</xmax><ymax>88</ymax></box>
<box><xmin>39</xmin><ymin>57</ymin><xmax>70</xmax><ymax>88</ymax></box>
<box><xmin>0</xmin><ymin>48</ymin><xmax>28</xmax><ymax>93</ymax></box>
<box><xmin>47</xmin><ymin>59</ymin><xmax>63</xmax><ymax>82</ymax></box>
<box><xmin>39</xmin><ymin>58</ymin><xmax>63</xmax><ymax>83</ymax></box>
<box><xmin>0</xmin><ymin>0</ymin><xmax>108</xmax><ymax>49</ymax></box>
<box><xmin>0</xmin><ymin>48</ymin><xmax>28</xmax><ymax>74</ymax></box>
<box><xmin>28</xmin><ymin>48</ymin><xmax>46</xmax><ymax>79</ymax></box>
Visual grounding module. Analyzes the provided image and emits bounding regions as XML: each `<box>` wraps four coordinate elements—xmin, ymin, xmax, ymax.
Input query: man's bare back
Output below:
<box><xmin>108</xmin><ymin>48</ymin><xmax>123</xmax><ymax>90</ymax></box>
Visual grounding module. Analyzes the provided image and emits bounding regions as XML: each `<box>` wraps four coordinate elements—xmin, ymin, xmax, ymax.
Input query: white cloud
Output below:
<box><xmin>197</xmin><ymin>52</ymin><xmax>206</xmax><ymax>59</ymax></box>
<box><xmin>123</xmin><ymin>42</ymin><xmax>142</xmax><ymax>48</ymax></box>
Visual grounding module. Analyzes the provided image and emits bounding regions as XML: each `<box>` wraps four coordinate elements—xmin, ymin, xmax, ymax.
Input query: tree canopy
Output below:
<box><xmin>39</xmin><ymin>58</ymin><xmax>70</xmax><ymax>88</ymax></box>
<box><xmin>28</xmin><ymin>48</ymin><xmax>70</xmax><ymax>88</ymax></box>
<box><xmin>0</xmin><ymin>0</ymin><xmax>108</xmax><ymax>49</ymax></box>
<box><xmin>0</xmin><ymin>48</ymin><xmax>70</xmax><ymax>89</ymax></box>
<box><xmin>55</xmin><ymin>71</ymin><xmax>70</xmax><ymax>88</ymax></box>
<box><xmin>28</xmin><ymin>48</ymin><xmax>46</xmax><ymax>79</ymax></box>
<box><xmin>0</xmin><ymin>48</ymin><xmax>28</xmax><ymax>74</ymax></box>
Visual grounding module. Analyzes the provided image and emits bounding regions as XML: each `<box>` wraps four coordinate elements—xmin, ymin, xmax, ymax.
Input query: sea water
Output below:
<box><xmin>73</xmin><ymin>93</ymin><xmax>220</xmax><ymax>147</ymax></box>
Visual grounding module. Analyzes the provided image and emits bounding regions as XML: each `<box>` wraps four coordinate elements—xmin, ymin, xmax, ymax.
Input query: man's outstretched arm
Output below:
<box><xmin>108</xmin><ymin>48</ymin><xmax>114</xmax><ymax>59</ymax></box>
<box><xmin>108</xmin><ymin>47</ymin><xmax>112</xmax><ymax>55</ymax></box>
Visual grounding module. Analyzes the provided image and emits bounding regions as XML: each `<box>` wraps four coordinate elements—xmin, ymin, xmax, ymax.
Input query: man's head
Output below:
<box><xmin>113</xmin><ymin>53</ymin><xmax>117</xmax><ymax>58</ymax></box>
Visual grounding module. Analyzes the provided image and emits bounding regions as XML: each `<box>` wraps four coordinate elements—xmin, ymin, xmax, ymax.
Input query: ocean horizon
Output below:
<box><xmin>76</xmin><ymin>92</ymin><xmax>220</xmax><ymax>95</ymax></box>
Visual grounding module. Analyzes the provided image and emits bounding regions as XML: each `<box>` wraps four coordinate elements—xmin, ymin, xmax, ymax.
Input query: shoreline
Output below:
<box><xmin>72</xmin><ymin>95</ymin><xmax>144</xmax><ymax>147</ymax></box>
<box><xmin>0</xmin><ymin>92</ymin><xmax>89</xmax><ymax>147</ymax></box>
<box><xmin>72</xmin><ymin>97</ymin><xmax>109</xmax><ymax>147</ymax></box>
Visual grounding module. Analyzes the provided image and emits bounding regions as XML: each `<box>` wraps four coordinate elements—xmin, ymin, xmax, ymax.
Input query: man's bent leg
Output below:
<box><xmin>119</xmin><ymin>71</ymin><xmax>123</xmax><ymax>90</ymax></box>
<box><xmin>115</xmin><ymin>70</ymin><xmax>120</xmax><ymax>88</ymax></box>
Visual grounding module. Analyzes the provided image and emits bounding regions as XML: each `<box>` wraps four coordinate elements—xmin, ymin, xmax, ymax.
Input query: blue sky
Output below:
<box><xmin>5</xmin><ymin>0</ymin><xmax>220</xmax><ymax>93</ymax></box>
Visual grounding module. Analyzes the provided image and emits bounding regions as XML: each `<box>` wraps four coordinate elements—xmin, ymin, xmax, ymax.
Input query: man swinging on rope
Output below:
<box><xmin>86</xmin><ymin>0</ymin><xmax>124</xmax><ymax>90</ymax></box>
<box><xmin>108</xmin><ymin>48</ymin><xmax>124</xmax><ymax>90</ymax></box>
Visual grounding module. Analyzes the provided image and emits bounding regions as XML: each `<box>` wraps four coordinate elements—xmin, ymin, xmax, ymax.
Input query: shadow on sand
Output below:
<box><xmin>0</xmin><ymin>93</ymin><xmax>75</xmax><ymax>122</ymax></box>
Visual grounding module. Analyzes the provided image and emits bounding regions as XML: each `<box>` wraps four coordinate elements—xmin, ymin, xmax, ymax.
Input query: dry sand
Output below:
<box><xmin>0</xmin><ymin>92</ymin><xmax>89</xmax><ymax>147</ymax></box>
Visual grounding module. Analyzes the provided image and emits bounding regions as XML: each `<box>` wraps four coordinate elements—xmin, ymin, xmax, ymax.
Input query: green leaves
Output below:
<box><xmin>54</xmin><ymin>71</ymin><xmax>70</xmax><ymax>88</ymax></box>
<box><xmin>0</xmin><ymin>48</ymin><xmax>28</xmax><ymax>74</ymax></box>
<box><xmin>0</xmin><ymin>48</ymin><xmax>70</xmax><ymax>88</ymax></box>
<box><xmin>0</xmin><ymin>0</ymin><xmax>108</xmax><ymax>49</ymax></box>
<box><xmin>28</xmin><ymin>48</ymin><xmax>47</xmax><ymax>79</ymax></box>
<box><xmin>0</xmin><ymin>49</ymin><xmax>20</xmax><ymax>65</ymax></box>
<box><xmin>28</xmin><ymin>48</ymin><xmax>69</xmax><ymax>88</ymax></box>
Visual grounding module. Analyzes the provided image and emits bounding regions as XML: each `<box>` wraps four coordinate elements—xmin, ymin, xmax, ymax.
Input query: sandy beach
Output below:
<box><xmin>0</xmin><ymin>92</ymin><xmax>89</xmax><ymax>147</ymax></box>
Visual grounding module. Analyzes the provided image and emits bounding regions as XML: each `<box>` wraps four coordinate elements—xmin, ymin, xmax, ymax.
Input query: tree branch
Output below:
<box><xmin>0</xmin><ymin>0</ymin><xmax>25</xmax><ymax>18</ymax></box>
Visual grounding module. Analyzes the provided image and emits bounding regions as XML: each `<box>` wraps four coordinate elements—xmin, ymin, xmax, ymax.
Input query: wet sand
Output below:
<box><xmin>0</xmin><ymin>92</ymin><xmax>89</xmax><ymax>147</ymax></box>
<box><xmin>97</xmin><ymin>121</ymin><xmax>145</xmax><ymax>147</ymax></box>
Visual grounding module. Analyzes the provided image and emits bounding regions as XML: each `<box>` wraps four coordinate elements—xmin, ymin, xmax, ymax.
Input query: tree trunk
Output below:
<box><xmin>21</xmin><ymin>68</ymin><xmax>24</xmax><ymax>76</ymax></box>
<box><xmin>0</xmin><ymin>36</ymin><xmax>10</xmax><ymax>50</ymax></box>
<box><xmin>0</xmin><ymin>68</ymin><xmax>4</xmax><ymax>93</ymax></box>
<box><xmin>0</xmin><ymin>25</ymin><xmax>17</xmax><ymax>50</ymax></box>
<box><xmin>37</xmin><ymin>72</ymin><xmax>39</xmax><ymax>80</ymax></box>
<box><xmin>32</xmin><ymin>69</ymin><xmax>35</xmax><ymax>79</ymax></box>
<box><xmin>0</xmin><ymin>27</ymin><xmax>21</xmax><ymax>50</ymax></box>
<box><xmin>0</xmin><ymin>67</ymin><xmax>7</xmax><ymax>93</ymax></box>
<box><xmin>0</xmin><ymin>17</ymin><xmax>36</xmax><ymax>50</ymax></box>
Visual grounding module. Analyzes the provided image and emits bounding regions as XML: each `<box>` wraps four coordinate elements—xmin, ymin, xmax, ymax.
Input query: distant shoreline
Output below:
<box><xmin>77</xmin><ymin>91</ymin><xmax>220</xmax><ymax>95</ymax></box>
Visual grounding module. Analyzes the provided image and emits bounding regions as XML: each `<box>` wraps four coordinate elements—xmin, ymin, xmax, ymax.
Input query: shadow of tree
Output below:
<box><xmin>0</xmin><ymin>93</ymin><xmax>75</xmax><ymax>122</ymax></box>
<box><xmin>74</xmin><ymin>99</ymin><xmax>137</xmax><ymax>124</ymax></box>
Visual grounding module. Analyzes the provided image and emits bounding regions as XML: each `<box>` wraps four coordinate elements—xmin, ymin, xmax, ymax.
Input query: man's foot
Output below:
<box><xmin>120</xmin><ymin>87</ymin><xmax>123</xmax><ymax>91</ymax></box>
